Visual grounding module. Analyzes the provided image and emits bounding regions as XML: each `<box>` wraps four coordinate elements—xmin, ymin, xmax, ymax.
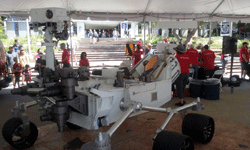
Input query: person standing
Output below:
<box><xmin>220</xmin><ymin>53</ymin><xmax>229</xmax><ymax>74</ymax></box>
<box><xmin>88</xmin><ymin>29</ymin><xmax>93</xmax><ymax>44</ymax></box>
<box><xmin>6</xmin><ymin>45</ymin><xmax>18</xmax><ymax>84</ymax></box>
<box><xmin>179</xmin><ymin>39</ymin><xmax>186</xmax><ymax>49</ymax></box>
<box><xmin>132</xmin><ymin>44</ymin><xmax>144</xmax><ymax>65</ymax></box>
<box><xmin>137</xmin><ymin>39</ymin><xmax>143</xmax><ymax>46</ymax></box>
<box><xmin>170</xmin><ymin>38</ymin><xmax>176</xmax><ymax>44</ymax></box>
<box><xmin>19</xmin><ymin>47</ymin><xmax>29</xmax><ymax>85</ymax></box>
<box><xmin>60</xmin><ymin>43</ymin><xmax>71</xmax><ymax>68</ymax></box>
<box><xmin>13</xmin><ymin>39</ymin><xmax>20</xmax><ymax>52</ymax></box>
<box><xmin>199</xmin><ymin>45</ymin><xmax>215</xmax><ymax>78</ymax></box>
<box><xmin>93</xmin><ymin>29</ymin><xmax>98</xmax><ymax>44</ymax></box>
<box><xmin>145</xmin><ymin>43</ymin><xmax>152</xmax><ymax>55</ymax></box>
<box><xmin>67</xmin><ymin>34</ymin><xmax>79</xmax><ymax>64</ymax></box>
<box><xmin>108</xmin><ymin>29</ymin><xmax>110</xmax><ymax>38</ymax></box>
<box><xmin>124</xmin><ymin>29</ymin><xmax>128</xmax><ymax>39</ymax></box>
<box><xmin>113</xmin><ymin>28</ymin><xmax>119</xmax><ymax>41</ymax></box>
<box><xmin>163</xmin><ymin>37</ymin><xmax>169</xmax><ymax>43</ymax></box>
<box><xmin>79</xmin><ymin>52</ymin><xmax>89</xmax><ymax>67</ymax></box>
<box><xmin>174</xmin><ymin>45</ymin><xmax>191</xmax><ymax>106</ymax></box>
<box><xmin>239</xmin><ymin>42</ymin><xmax>249</xmax><ymax>80</ymax></box>
<box><xmin>185</xmin><ymin>44</ymin><xmax>199</xmax><ymax>79</ymax></box>
<box><xmin>23</xmin><ymin>64</ymin><xmax>32</xmax><ymax>84</ymax></box>
<box><xmin>0</xmin><ymin>40</ymin><xmax>5</xmax><ymax>75</ymax></box>
<box><xmin>13</xmin><ymin>57</ymin><xmax>22</xmax><ymax>89</ymax></box>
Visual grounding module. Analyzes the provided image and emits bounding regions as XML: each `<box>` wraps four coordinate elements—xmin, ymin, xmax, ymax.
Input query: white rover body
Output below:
<box><xmin>68</xmin><ymin>54</ymin><xmax>180</xmax><ymax>130</ymax></box>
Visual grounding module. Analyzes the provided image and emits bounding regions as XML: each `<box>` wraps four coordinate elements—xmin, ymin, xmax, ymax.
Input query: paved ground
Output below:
<box><xmin>1</xmin><ymin>81</ymin><xmax>250</xmax><ymax>149</ymax></box>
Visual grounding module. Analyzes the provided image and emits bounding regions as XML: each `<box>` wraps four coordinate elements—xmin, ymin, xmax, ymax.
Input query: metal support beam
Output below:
<box><xmin>144</xmin><ymin>0</ymin><xmax>152</xmax><ymax>14</ymax></box>
<box><xmin>149</xmin><ymin>21</ymin><xmax>151</xmax><ymax>42</ymax></box>
<box><xmin>141</xmin><ymin>98</ymin><xmax>204</xmax><ymax>139</ymax></box>
<box><xmin>143</xmin><ymin>20</ymin><xmax>146</xmax><ymax>49</ymax></box>
<box><xmin>210</xmin><ymin>0</ymin><xmax>225</xmax><ymax>15</ymax></box>
<box><xmin>69</xmin><ymin>16</ymin><xmax>73</xmax><ymax>67</ymax></box>
<box><xmin>142</xmin><ymin>105</ymin><xmax>170</xmax><ymax>113</ymax></box>
<box><xmin>209</xmin><ymin>20</ymin><xmax>212</xmax><ymax>48</ymax></box>
<box><xmin>26</xmin><ymin>18</ymin><xmax>31</xmax><ymax>54</ymax></box>
<box><xmin>142</xmin><ymin>0</ymin><xmax>152</xmax><ymax>49</ymax></box>
<box><xmin>106</xmin><ymin>107</ymin><xmax>134</xmax><ymax>137</ymax></box>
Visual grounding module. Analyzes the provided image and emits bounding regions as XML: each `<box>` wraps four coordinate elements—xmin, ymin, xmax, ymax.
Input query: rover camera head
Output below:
<box><xmin>30</xmin><ymin>8</ymin><xmax>70</xmax><ymax>39</ymax></box>
<box><xmin>46</xmin><ymin>9</ymin><xmax>53</xmax><ymax>19</ymax></box>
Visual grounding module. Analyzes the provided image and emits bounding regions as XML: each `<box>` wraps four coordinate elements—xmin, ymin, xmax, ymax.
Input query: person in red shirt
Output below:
<box><xmin>137</xmin><ymin>39</ymin><xmax>143</xmax><ymax>46</ymax></box>
<box><xmin>185</xmin><ymin>44</ymin><xmax>199</xmax><ymax>79</ymax></box>
<box><xmin>23</xmin><ymin>64</ymin><xmax>32</xmax><ymax>84</ymax></box>
<box><xmin>239</xmin><ymin>42</ymin><xmax>249</xmax><ymax>79</ymax></box>
<box><xmin>199</xmin><ymin>45</ymin><xmax>215</xmax><ymax>78</ymax></box>
<box><xmin>108</xmin><ymin>29</ymin><xmax>110</xmax><ymax>38</ymax></box>
<box><xmin>163</xmin><ymin>37</ymin><xmax>169</xmax><ymax>43</ymax></box>
<box><xmin>174</xmin><ymin>45</ymin><xmax>191</xmax><ymax>106</ymax></box>
<box><xmin>60</xmin><ymin>43</ymin><xmax>71</xmax><ymax>68</ymax></box>
<box><xmin>13</xmin><ymin>57</ymin><xmax>22</xmax><ymax>89</ymax></box>
<box><xmin>133</xmin><ymin>44</ymin><xmax>144</xmax><ymax>65</ymax></box>
<box><xmin>79</xmin><ymin>52</ymin><xmax>89</xmax><ymax>67</ymax></box>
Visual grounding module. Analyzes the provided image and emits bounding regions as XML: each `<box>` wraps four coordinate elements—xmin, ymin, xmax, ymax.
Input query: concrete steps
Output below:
<box><xmin>80</xmin><ymin>38</ymin><xmax>127</xmax><ymax>42</ymax></box>
<box><xmin>31</xmin><ymin>42</ymin><xmax>244</xmax><ymax>77</ymax></box>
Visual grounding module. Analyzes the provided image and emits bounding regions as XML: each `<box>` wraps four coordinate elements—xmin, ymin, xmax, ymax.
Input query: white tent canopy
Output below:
<box><xmin>1</xmin><ymin>0</ymin><xmax>250</xmax><ymax>22</ymax></box>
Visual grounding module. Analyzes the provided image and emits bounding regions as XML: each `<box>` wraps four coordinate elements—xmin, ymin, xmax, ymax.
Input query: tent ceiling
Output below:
<box><xmin>1</xmin><ymin>0</ymin><xmax>250</xmax><ymax>22</ymax></box>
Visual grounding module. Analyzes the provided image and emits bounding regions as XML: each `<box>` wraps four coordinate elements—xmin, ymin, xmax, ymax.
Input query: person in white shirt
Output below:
<box><xmin>113</xmin><ymin>28</ymin><xmax>119</xmax><ymax>41</ymax></box>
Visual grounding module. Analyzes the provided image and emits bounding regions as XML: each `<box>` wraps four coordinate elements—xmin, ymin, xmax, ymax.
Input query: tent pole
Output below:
<box><xmin>69</xmin><ymin>16</ymin><xmax>73</xmax><ymax>67</ymax></box>
<box><xmin>209</xmin><ymin>20</ymin><xmax>212</xmax><ymax>48</ymax></box>
<box><xmin>26</xmin><ymin>18</ymin><xmax>31</xmax><ymax>54</ymax></box>
<box><xmin>144</xmin><ymin>20</ymin><xmax>146</xmax><ymax>49</ymax></box>
<box><xmin>149</xmin><ymin>21</ymin><xmax>151</xmax><ymax>43</ymax></box>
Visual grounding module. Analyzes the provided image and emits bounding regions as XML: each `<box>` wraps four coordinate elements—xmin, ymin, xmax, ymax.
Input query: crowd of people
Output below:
<box><xmin>171</xmin><ymin>39</ymin><xmax>250</xmax><ymax>106</ymax></box>
<box><xmin>3</xmin><ymin>38</ymin><xmax>90</xmax><ymax>89</ymax></box>
<box><xmin>5</xmin><ymin>40</ymin><xmax>31</xmax><ymax>89</ymax></box>
<box><xmin>172</xmin><ymin>43</ymin><xmax>216</xmax><ymax>106</ymax></box>
<box><xmin>88</xmin><ymin>27</ymin><xmax>131</xmax><ymax>44</ymax></box>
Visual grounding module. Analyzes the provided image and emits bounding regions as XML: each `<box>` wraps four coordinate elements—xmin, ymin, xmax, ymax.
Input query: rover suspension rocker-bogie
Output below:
<box><xmin>2</xmin><ymin>8</ymin><xmax>215</xmax><ymax>150</ymax></box>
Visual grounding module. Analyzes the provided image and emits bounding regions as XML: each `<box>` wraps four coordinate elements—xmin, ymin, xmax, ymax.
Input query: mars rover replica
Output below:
<box><xmin>2</xmin><ymin>8</ymin><xmax>215</xmax><ymax>150</ymax></box>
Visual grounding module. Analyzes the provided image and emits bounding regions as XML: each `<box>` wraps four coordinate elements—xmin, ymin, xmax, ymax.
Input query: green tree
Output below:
<box><xmin>0</xmin><ymin>17</ymin><xmax>4</xmax><ymax>34</ymax></box>
<box><xmin>0</xmin><ymin>16</ymin><xmax>7</xmax><ymax>39</ymax></box>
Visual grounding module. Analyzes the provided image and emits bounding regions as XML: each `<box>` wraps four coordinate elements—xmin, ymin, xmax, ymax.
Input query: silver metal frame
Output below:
<box><xmin>81</xmin><ymin>98</ymin><xmax>204</xmax><ymax>150</ymax></box>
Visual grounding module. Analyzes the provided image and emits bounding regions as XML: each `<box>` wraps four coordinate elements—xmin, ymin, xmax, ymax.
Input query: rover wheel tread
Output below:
<box><xmin>2</xmin><ymin>117</ymin><xmax>38</xmax><ymax>149</ymax></box>
<box><xmin>153</xmin><ymin>130</ymin><xmax>194</xmax><ymax>150</ymax></box>
<box><xmin>182</xmin><ymin>113</ymin><xmax>215</xmax><ymax>144</ymax></box>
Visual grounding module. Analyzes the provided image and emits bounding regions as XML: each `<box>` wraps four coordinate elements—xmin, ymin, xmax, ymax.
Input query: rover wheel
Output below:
<box><xmin>153</xmin><ymin>131</ymin><xmax>194</xmax><ymax>150</ymax></box>
<box><xmin>182</xmin><ymin>113</ymin><xmax>215</xmax><ymax>144</ymax></box>
<box><xmin>66</xmin><ymin>122</ymin><xmax>82</xmax><ymax>130</ymax></box>
<box><xmin>2</xmin><ymin>117</ymin><xmax>38</xmax><ymax>149</ymax></box>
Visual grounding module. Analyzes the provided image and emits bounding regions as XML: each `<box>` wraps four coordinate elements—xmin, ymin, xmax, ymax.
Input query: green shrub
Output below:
<box><xmin>0</xmin><ymin>34</ymin><xmax>7</xmax><ymax>39</ymax></box>
<box><xmin>192</xmin><ymin>39</ymin><xmax>197</xmax><ymax>45</ymax></box>
<box><xmin>235</xmin><ymin>34</ymin><xmax>242</xmax><ymax>40</ymax></box>
<box><xmin>151</xmin><ymin>36</ymin><xmax>164</xmax><ymax>44</ymax></box>
<box><xmin>237</xmin><ymin>39</ymin><xmax>250</xmax><ymax>50</ymax></box>
<box><xmin>169</xmin><ymin>33</ymin><xmax>174</xmax><ymax>37</ymax></box>
<box><xmin>143</xmin><ymin>40</ymin><xmax>149</xmax><ymax>45</ymax></box>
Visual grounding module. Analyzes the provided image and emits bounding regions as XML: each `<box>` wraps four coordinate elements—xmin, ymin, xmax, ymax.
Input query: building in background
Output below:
<box><xmin>4</xmin><ymin>17</ymin><xmax>140</xmax><ymax>39</ymax></box>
